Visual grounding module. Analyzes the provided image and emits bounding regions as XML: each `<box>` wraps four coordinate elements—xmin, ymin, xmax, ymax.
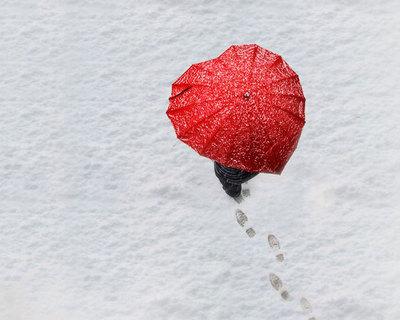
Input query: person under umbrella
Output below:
<box><xmin>167</xmin><ymin>44</ymin><xmax>306</xmax><ymax>199</ymax></box>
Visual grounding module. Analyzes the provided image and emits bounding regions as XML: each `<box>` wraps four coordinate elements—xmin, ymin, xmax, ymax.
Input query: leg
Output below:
<box><xmin>214</xmin><ymin>162</ymin><xmax>242</xmax><ymax>198</ymax></box>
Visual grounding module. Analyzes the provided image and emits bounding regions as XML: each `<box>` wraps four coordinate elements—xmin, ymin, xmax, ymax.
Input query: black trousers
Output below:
<box><xmin>214</xmin><ymin>161</ymin><xmax>258</xmax><ymax>197</ymax></box>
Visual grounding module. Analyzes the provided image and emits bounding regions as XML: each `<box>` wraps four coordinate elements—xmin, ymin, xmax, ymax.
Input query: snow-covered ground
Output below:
<box><xmin>1</xmin><ymin>1</ymin><xmax>400</xmax><ymax>319</ymax></box>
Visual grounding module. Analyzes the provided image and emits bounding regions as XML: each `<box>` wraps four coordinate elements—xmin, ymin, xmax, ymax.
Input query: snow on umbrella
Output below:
<box><xmin>166</xmin><ymin>44</ymin><xmax>305</xmax><ymax>174</ymax></box>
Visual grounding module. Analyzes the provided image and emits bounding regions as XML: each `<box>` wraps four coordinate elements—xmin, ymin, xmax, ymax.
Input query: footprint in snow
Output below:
<box><xmin>242</xmin><ymin>187</ymin><xmax>250</xmax><ymax>198</ymax></box>
<box><xmin>269</xmin><ymin>273</ymin><xmax>283</xmax><ymax>291</ymax></box>
<box><xmin>269</xmin><ymin>273</ymin><xmax>291</xmax><ymax>301</ymax></box>
<box><xmin>300</xmin><ymin>297</ymin><xmax>313</xmax><ymax>313</ymax></box>
<box><xmin>235</xmin><ymin>209</ymin><xmax>256</xmax><ymax>238</ymax></box>
<box><xmin>235</xmin><ymin>209</ymin><xmax>248</xmax><ymax>227</ymax></box>
<box><xmin>280</xmin><ymin>290</ymin><xmax>291</xmax><ymax>301</ymax></box>
<box><xmin>300</xmin><ymin>297</ymin><xmax>317</xmax><ymax>319</ymax></box>
<box><xmin>245</xmin><ymin>227</ymin><xmax>256</xmax><ymax>238</ymax></box>
<box><xmin>268</xmin><ymin>234</ymin><xmax>284</xmax><ymax>262</ymax></box>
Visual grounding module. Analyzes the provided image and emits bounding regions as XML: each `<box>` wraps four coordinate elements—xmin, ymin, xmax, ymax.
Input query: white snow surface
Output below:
<box><xmin>1</xmin><ymin>1</ymin><xmax>400</xmax><ymax>319</ymax></box>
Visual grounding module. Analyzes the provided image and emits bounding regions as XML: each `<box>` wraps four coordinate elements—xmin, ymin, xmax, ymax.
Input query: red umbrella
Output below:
<box><xmin>166</xmin><ymin>44</ymin><xmax>305</xmax><ymax>174</ymax></box>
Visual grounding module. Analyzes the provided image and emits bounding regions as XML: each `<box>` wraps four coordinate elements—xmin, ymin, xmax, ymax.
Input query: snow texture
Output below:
<box><xmin>1</xmin><ymin>1</ymin><xmax>399</xmax><ymax>319</ymax></box>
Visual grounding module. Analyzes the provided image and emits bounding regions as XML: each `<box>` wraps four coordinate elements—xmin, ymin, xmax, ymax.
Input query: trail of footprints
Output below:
<box><xmin>235</xmin><ymin>209</ymin><xmax>318</xmax><ymax>320</ymax></box>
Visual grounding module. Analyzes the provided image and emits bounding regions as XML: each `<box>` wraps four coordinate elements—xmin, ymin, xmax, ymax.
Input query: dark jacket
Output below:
<box><xmin>214</xmin><ymin>162</ymin><xmax>258</xmax><ymax>186</ymax></box>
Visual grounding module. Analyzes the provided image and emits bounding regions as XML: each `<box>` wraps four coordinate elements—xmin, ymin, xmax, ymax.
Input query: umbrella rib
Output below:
<box><xmin>191</xmin><ymin>83</ymin><xmax>228</xmax><ymax>92</ymax></box>
<box><xmin>174</xmin><ymin>61</ymin><xmax>225</xmax><ymax>86</ymax></box>
<box><xmin>263</xmin><ymin>133</ymin><xmax>300</xmax><ymax>173</ymax></box>
<box><xmin>169</xmin><ymin>83</ymin><xmax>212</xmax><ymax>100</ymax></box>
<box><xmin>256</xmin><ymin>98</ymin><xmax>304</xmax><ymax>155</ymax></box>
<box><xmin>215</xmin><ymin>58</ymin><xmax>238</xmax><ymax>94</ymax></box>
<box><xmin>255</xmin><ymin>56</ymin><xmax>294</xmax><ymax>87</ymax></box>
<box><xmin>193</xmin><ymin>55</ymin><xmax>242</xmax><ymax>91</ymax></box>
<box><xmin>270</xmin><ymin>74</ymin><xmax>299</xmax><ymax>84</ymax></box>
<box><xmin>231</xmin><ymin>45</ymin><xmax>241</xmax><ymax>61</ymax></box>
<box><xmin>263</xmin><ymin>92</ymin><xmax>305</xmax><ymax>102</ymax></box>
<box><xmin>172</xmin><ymin>82</ymin><xmax>212</xmax><ymax>91</ymax></box>
<box><xmin>178</xmin><ymin>103</ymin><xmax>229</xmax><ymax>138</ymax></box>
<box><xmin>201</xmin><ymin>97</ymin><xmax>242</xmax><ymax>154</ymax></box>
<box><xmin>230</xmin><ymin>45</ymin><xmax>246</xmax><ymax>81</ymax></box>
<box><xmin>252</xmin><ymin>46</ymin><xmax>282</xmax><ymax>68</ymax></box>
<box><xmin>248</xmin><ymin>45</ymin><xmax>259</xmax><ymax>84</ymax></box>
<box><xmin>222</xmin><ymin>109</ymin><xmax>242</xmax><ymax>165</ymax></box>
<box><xmin>269</xmin><ymin>55</ymin><xmax>283</xmax><ymax>69</ymax></box>
<box><xmin>253</xmin><ymin>94</ymin><xmax>273</xmax><ymax>151</ymax></box>
<box><xmin>217</xmin><ymin>45</ymin><xmax>240</xmax><ymax>83</ymax></box>
<box><xmin>169</xmin><ymin>85</ymin><xmax>192</xmax><ymax>100</ymax></box>
<box><xmin>258</xmin><ymin>103</ymin><xmax>304</xmax><ymax>145</ymax></box>
<box><xmin>200</xmin><ymin>110</ymin><xmax>232</xmax><ymax>154</ymax></box>
<box><xmin>246</xmin><ymin>55</ymin><xmax>283</xmax><ymax>89</ymax></box>
<box><xmin>215</xmin><ymin>56</ymin><xmax>231</xmax><ymax>72</ymax></box>
<box><xmin>207</xmin><ymin>100</ymin><xmax>243</xmax><ymax>162</ymax></box>
<box><xmin>170</xmin><ymin>82</ymin><xmax>232</xmax><ymax>100</ymax></box>
<box><xmin>220</xmin><ymin>93</ymin><xmax>255</xmax><ymax>165</ymax></box>
<box><xmin>253</xmin><ymin>92</ymin><xmax>290</xmax><ymax>172</ymax></box>
<box><xmin>193</xmin><ymin>59</ymin><xmax>231</xmax><ymax>82</ymax></box>
<box><xmin>269</xmin><ymin>102</ymin><xmax>305</xmax><ymax>124</ymax></box>
<box><xmin>167</xmin><ymin>96</ymin><xmax>228</xmax><ymax>115</ymax></box>
<box><xmin>222</xmin><ymin>137</ymin><xmax>236</xmax><ymax>166</ymax></box>
<box><xmin>191</xmin><ymin>62</ymin><xmax>219</xmax><ymax>77</ymax></box>
<box><xmin>224</xmin><ymin>113</ymin><xmax>257</xmax><ymax>169</ymax></box>
<box><xmin>242</xmin><ymin>105</ymin><xmax>258</xmax><ymax>170</ymax></box>
<box><xmin>200</xmin><ymin>95</ymin><xmax>241</xmax><ymax>155</ymax></box>
<box><xmin>211</xmin><ymin>57</ymin><xmax>239</xmax><ymax>92</ymax></box>
<box><xmin>256</xmin><ymin>75</ymin><xmax>302</xmax><ymax>96</ymax></box>
<box><xmin>262</xmin><ymin>139</ymin><xmax>281</xmax><ymax>168</ymax></box>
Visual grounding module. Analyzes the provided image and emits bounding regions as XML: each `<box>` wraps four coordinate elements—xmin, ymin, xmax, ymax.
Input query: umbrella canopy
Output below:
<box><xmin>166</xmin><ymin>44</ymin><xmax>305</xmax><ymax>173</ymax></box>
